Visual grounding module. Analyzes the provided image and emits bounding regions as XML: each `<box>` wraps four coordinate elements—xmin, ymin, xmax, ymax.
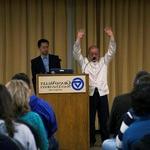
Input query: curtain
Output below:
<box><xmin>0</xmin><ymin>0</ymin><xmax>67</xmax><ymax>83</ymax></box>
<box><xmin>0</xmin><ymin>0</ymin><xmax>150</xmax><ymax>108</ymax></box>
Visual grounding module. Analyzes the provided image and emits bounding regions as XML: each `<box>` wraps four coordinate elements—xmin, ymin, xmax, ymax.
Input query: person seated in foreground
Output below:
<box><xmin>122</xmin><ymin>75</ymin><xmax>150</xmax><ymax>149</ymax></box>
<box><xmin>102</xmin><ymin>71</ymin><xmax>149</xmax><ymax>150</ymax></box>
<box><xmin>0</xmin><ymin>84</ymin><xmax>36</xmax><ymax>150</ymax></box>
<box><xmin>11</xmin><ymin>73</ymin><xmax>58</xmax><ymax>150</ymax></box>
<box><xmin>6</xmin><ymin>80</ymin><xmax>49</xmax><ymax>150</ymax></box>
<box><xmin>109</xmin><ymin>70</ymin><xmax>149</xmax><ymax>137</ymax></box>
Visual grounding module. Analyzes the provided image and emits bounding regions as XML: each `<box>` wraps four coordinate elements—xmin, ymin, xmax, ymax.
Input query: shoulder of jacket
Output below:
<box><xmin>31</xmin><ymin>56</ymin><xmax>41</xmax><ymax>63</ymax></box>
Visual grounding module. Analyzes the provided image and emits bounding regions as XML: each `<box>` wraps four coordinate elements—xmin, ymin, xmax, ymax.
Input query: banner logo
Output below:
<box><xmin>72</xmin><ymin>78</ymin><xmax>84</xmax><ymax>90</ymax></box>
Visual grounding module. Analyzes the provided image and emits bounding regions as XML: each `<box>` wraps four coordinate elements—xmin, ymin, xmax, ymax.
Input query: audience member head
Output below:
<box><xmin>131</xmin><ymin>74</ymin><xmax>150</xmax><ymax>116</ymax></box>
<box><xmin>6</xmin><ymin>80</ymin><xmax>30</xmax><ymax>117</ymax></box>
<box><xmin>12</xmin><ymin>73</ymin><xmax>30</xmax><ymax>88</ymax></box>
<box><xmin>0</xmin><ymin>84</ymin><xmax>15</xmax><ymax>137</ymax></box>
<box><xmin>133</xmin><ymin>70</ymin><xmax>149</xmax><ymax>87</ymax></box>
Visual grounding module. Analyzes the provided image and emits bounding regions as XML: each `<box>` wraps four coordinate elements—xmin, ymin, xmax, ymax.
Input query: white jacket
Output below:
<box><xmin>73</xmin><ymin>37</ymin><xmax>116</xmax><ymax>96</ymax></box>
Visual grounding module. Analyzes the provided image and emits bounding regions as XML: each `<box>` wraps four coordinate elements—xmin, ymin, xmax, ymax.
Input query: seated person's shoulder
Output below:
<box><xmin>114</xmin><ymin>93</ymin><xmax>131</xmax><ymax>104</ymax></box>
<box><xmin>21</xmin><ymin>111</ymin><xmax>41</xmax><ymax>122</ymax></box>
<box><xmin>115</xmin><ymin>93</ymin><xmax>131</xmax><ymax>100</ymax></box>
<box><xmin>14</xmin><ymin>121</ymin><xmax>35</xmax><ymax>135</ymax></box>
<box><xmin>30</xmin><ymin>95</ymin><xmax>54</xmax><ymax>112</ymax></box>
<box><xmin>111</xmin><ymin>93</ymin><xmax>132</xmax><ymax>117</ymax></box>
<box><xmin>28</xmin><ymin>111</ymin><xmax>41</xmax><ymax>118</ymax></box>
<box><xmin>14</xmin><ymin>122</ymin><xmax>29</xmax><ymax>129</ymax></box>
<box><xmin>30</xmin><ymin>95</ymin><xmax>48</xmax><ymax>106</ymax></box>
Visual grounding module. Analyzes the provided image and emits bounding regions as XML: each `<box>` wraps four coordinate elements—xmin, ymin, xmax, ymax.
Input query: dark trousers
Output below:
<box><xmin>90</xmin><ymin>88</ymin><xmax>109</xmax><ymax>144</ymax></box>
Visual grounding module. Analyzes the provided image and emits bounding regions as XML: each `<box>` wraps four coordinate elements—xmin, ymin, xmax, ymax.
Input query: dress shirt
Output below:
<box><xmin>41</xmin><ymin>55</ymin><xmax>49</xmax><ymax>73</ymax></box>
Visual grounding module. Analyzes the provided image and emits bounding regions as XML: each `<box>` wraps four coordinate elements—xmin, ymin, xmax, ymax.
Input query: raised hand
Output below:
<box><xmin>104</xmin><ymin>27</ymin><xmax>114</xmax><ymax>37</ymax></box>
<box><xmin>77</xmin><ymin>29</ymin><xmax>85</xmax><ymax>41</ymax></box>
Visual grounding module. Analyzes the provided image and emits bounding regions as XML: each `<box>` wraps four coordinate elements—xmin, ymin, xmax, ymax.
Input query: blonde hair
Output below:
<box><xmin>6</xmin><ymin>80</ymin><xmax>30</xmax><ymax>116</ymax></box>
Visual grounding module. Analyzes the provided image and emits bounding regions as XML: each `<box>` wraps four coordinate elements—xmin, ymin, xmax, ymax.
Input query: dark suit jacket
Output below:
<box><xmin>109</xmin><ymin>93</ymin><xmax>132</xmax><ymax>136</ymax></box>
<box><xmin>31</xmin><ymin>54</ymin><xmax>61</xmax><ymax>93</ymax></box>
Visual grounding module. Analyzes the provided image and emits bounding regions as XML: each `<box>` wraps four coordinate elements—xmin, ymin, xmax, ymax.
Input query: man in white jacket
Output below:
<box><xmin>73</xmin><ymin>27</ymin><xmax>116</xmax><ymax>146</ymax></box>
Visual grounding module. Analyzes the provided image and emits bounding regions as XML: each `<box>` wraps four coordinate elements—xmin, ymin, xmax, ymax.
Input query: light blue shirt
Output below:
<box><xmin>41</xmin><ymin>55</ymin><xmax>49</xmax><ymax>73</ymax></box>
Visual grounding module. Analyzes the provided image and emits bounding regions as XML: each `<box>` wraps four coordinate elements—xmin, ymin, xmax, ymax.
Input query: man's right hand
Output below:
<box><xmin>77</xmin><ymin>30</ymin><xmax>85</xmax><ymax>41</ymax></box>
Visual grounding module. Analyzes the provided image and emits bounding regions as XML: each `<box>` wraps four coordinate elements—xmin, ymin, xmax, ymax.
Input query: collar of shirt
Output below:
<box><xmin>41</xmin><ymin>54</ymin><xmax>49</xmax><ymax>60</ymax></box>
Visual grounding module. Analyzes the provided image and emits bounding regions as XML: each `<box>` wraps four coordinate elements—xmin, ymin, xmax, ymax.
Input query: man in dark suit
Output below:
<box><xmin>31</xmin><ymin>39</ymin><xmax>61</xmax><ymax>93</ymax></box>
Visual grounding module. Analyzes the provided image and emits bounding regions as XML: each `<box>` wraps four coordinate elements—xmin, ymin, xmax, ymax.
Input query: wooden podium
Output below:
<box><xmin>36</xmin><ymin>74</ymin><xmax>89</xmax><ymax>150</ymax></box>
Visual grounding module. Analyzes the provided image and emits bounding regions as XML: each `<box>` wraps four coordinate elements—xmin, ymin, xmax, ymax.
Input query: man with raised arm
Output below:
<box><xmin>73</xmin><ymin>27</ymin><xmax>116</xmax><ymax>146</ymax></box>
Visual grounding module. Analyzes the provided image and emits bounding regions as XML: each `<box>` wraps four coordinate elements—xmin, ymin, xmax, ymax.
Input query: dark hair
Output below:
<box><xmin>12</xmin><ymin>73</ymin><xmax>30</xmax><ymax>88</ymax></box>
<box><xmin>133</xmin><ymin>70</ymin><xmax>149</xmax><ymax>87</ymax></box>
<box><xmin>131</xmin><ymin>75</ymin><xmax>150</xmax><ymax>116</ymax></box>
<box><xmin>37</xmin><ymin>39</ymin><xmax>49</xmax><ymax>48</ymax></box>
<box><xmin>0</xmin><ymin>84</ymin><xmax>15</xmax><ymax>137</ymax></box>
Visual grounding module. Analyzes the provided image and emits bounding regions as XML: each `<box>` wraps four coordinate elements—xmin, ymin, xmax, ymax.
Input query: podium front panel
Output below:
<box><xmin>37</xmin><ymin>74</ymin><xmax>89</xmax><ymax>150</ymax></box>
